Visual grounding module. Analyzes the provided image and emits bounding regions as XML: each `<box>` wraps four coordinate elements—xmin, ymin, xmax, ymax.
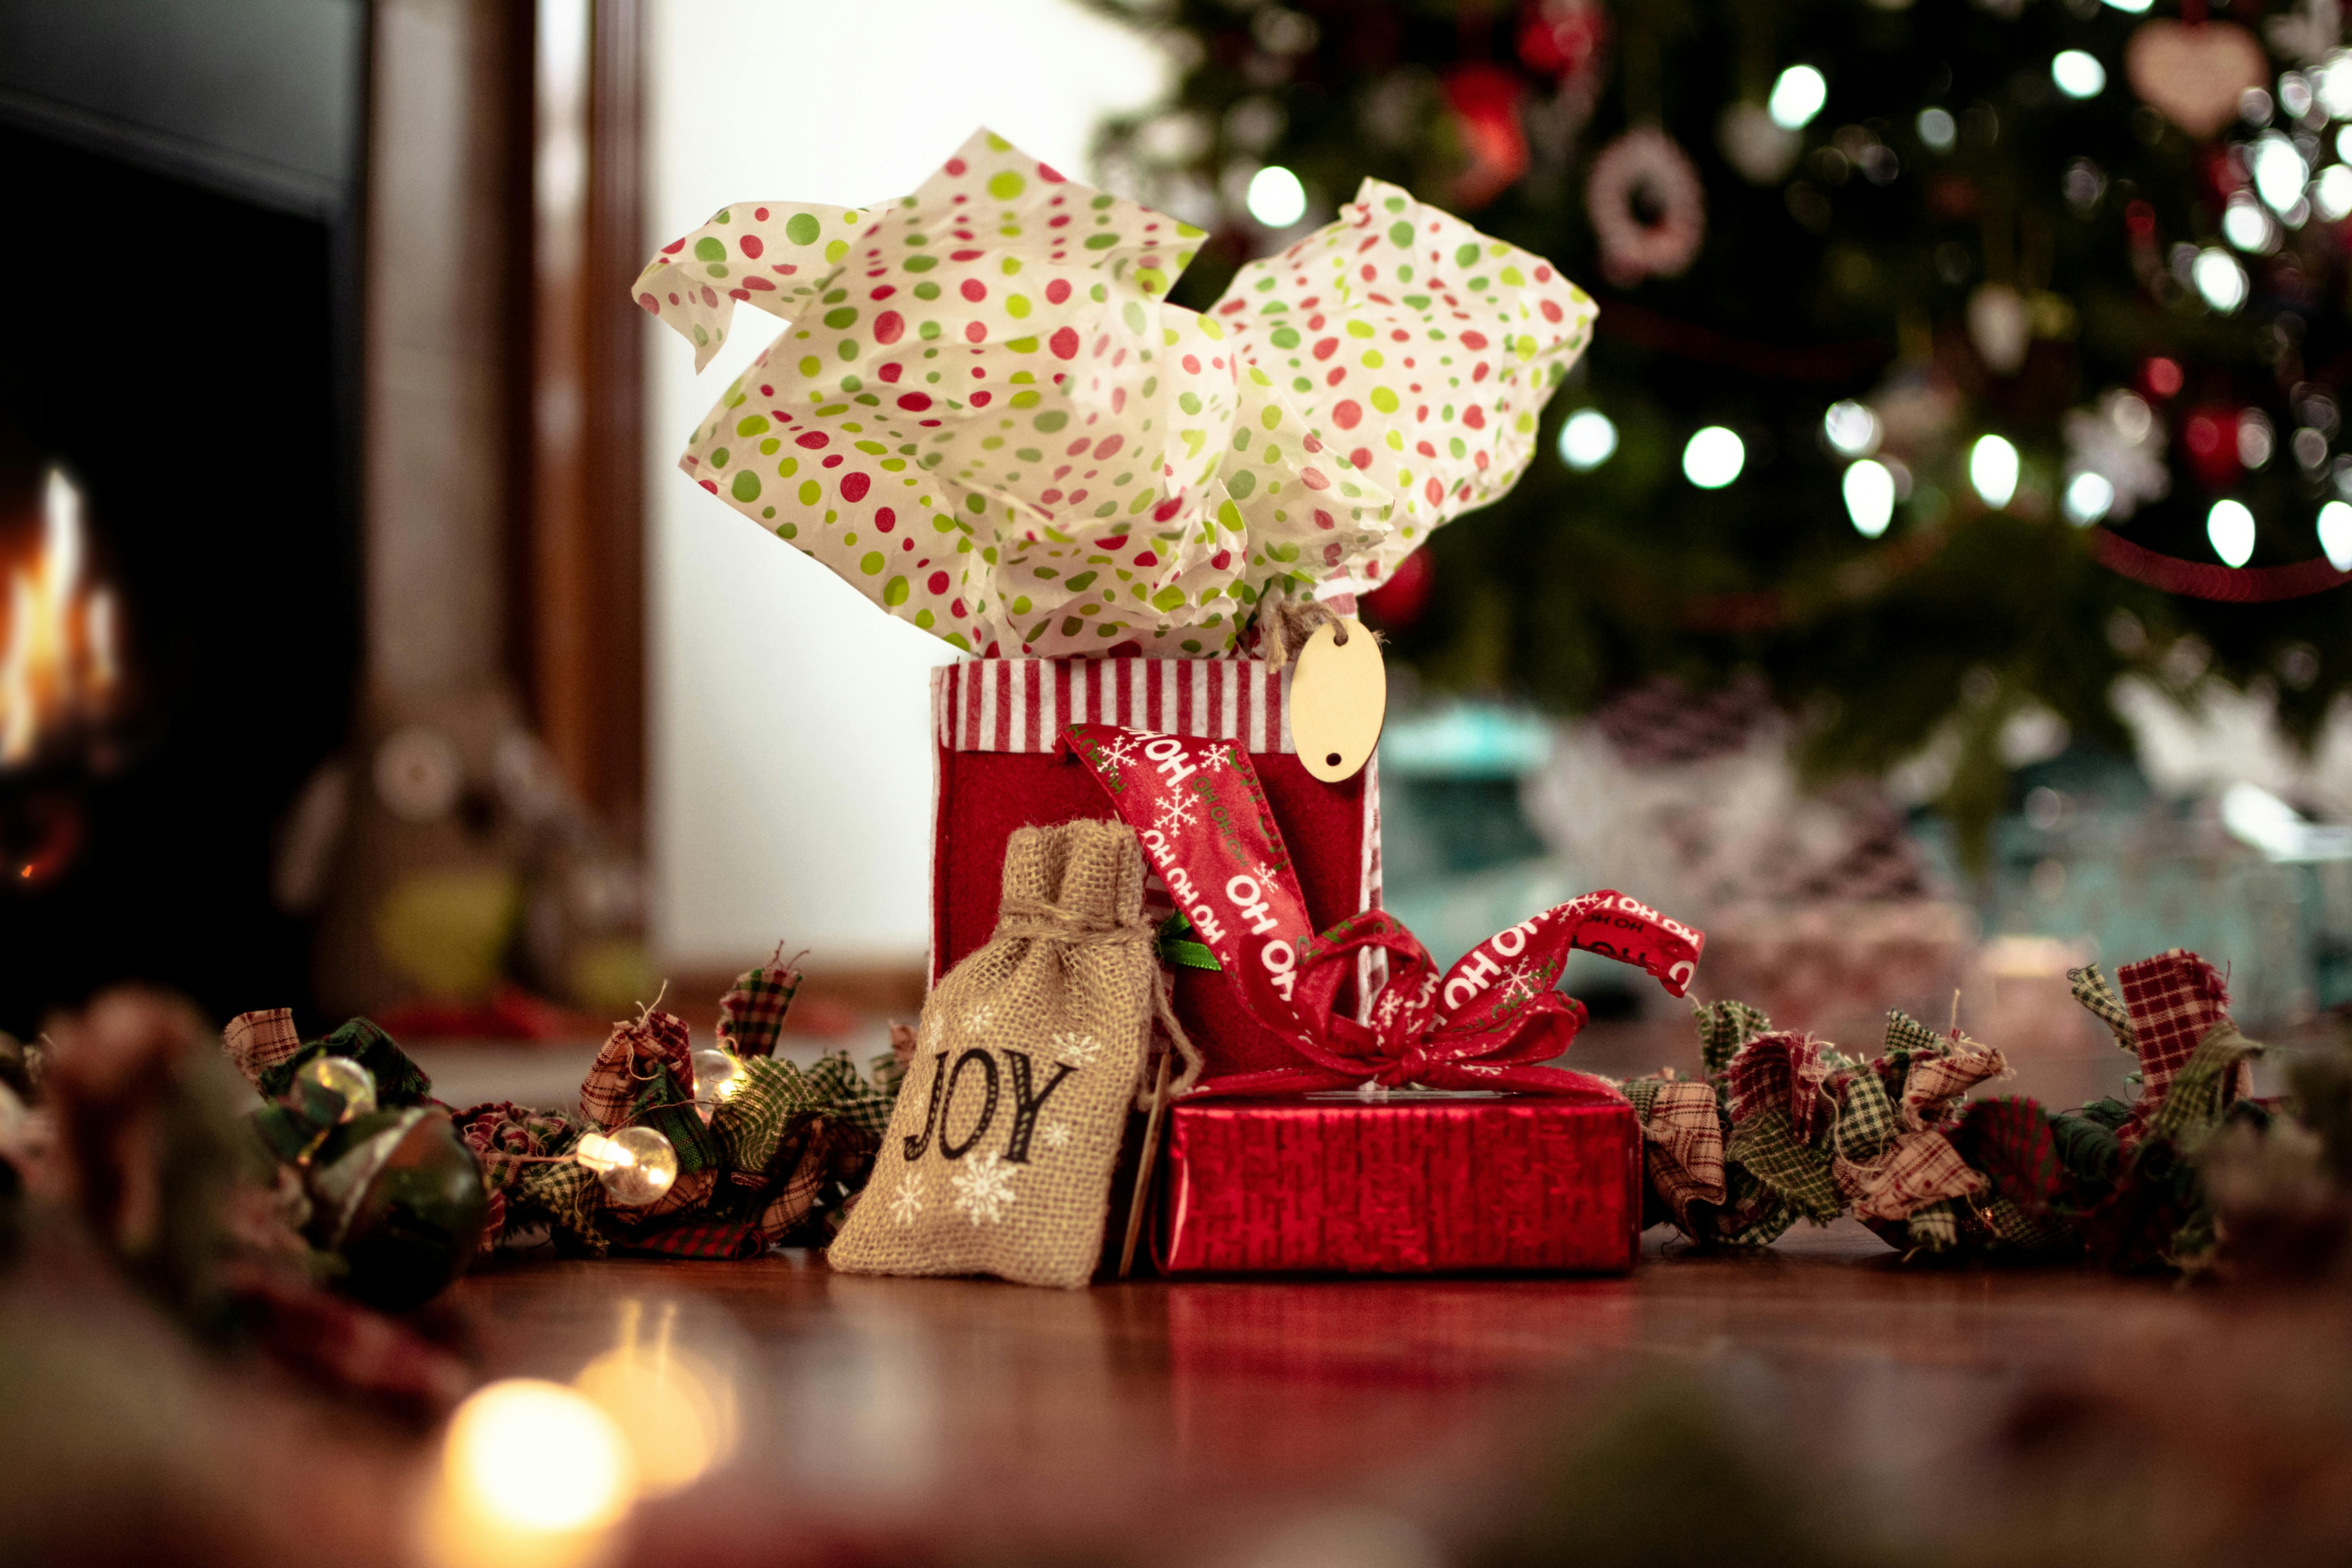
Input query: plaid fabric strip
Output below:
<box><xmin>1835</xmin><ymin>1065</ymin><xmax>1898</xmax><ymax>1163</ymax></box>
<box><xmin>2145</xmin><ymin>1023</ymin><xmax>2259</xmax><ymax>1148</ymax></box>
<box><xmin>1901</xmin><ymin>1043</ymin><xmax>2005</xmax><ymax>1131</ymax></box>
<box><xmin>1695</xmin><ymin>999</ymin><xmax>1771</xmax><ymax>1078</ymax></box>
<box><xmin>1905</xmin><ymin>1200</ymin><xmax>1960</xmax><ymax>1252</ymax></box>
<box><xmin>612</xmin><ymin>1217</ymin><xmax>766</xmax><ymax>1259</ymax></box>
<box><xmin>1712</xmin><ymin>1165</ymin><xmax>1797</xmax><ymax>1246</ymax></box>
<box><xmin>712</xmin><ymin>1055</ymin><xmax>827</xmax><ymax>1172</ymax></box>
<box><xmin>223</xmin><ymin>1009</ymin><xmax>305</xmax><ymax>1088</ymax></box>
<box><xmin>1638</xmin><ymin>1079</ymin><xmax>1729</xmax><ymax>1226</ymax></box>
<box><xmin>254</xmin><ymin>1018</ymin><xmax>436</xmax><ymax>1107</ymax></box>
<box><xmin>2068</xmin><ymin>964</ymin><xmax>2137</xmax><ymax>1052</ymax></box>
<box><xmin>717</xmin><ymin>961</ymin><xmax>803</xmax><ymax>1060</ymax></box>
<box><xmin>512</xmin><ymin>1154</ymin><xmax>610</xmax><ymax>1256</ymax></box>
<box><xmin>579</xmin><ymin>1008</ymin><xmax>693</xmax><ymax>1129</ymax></box>
<box><xmin>1727</xmin><ymin>1033</ymin><xmax>1835</xmax><ymax>1143</ymax></box>
<box><xmin>1978</xmin><ymin>1195</ymin><xmax>2078</xmax><ymax>1254</ymax></box>
<box><xmin>806</xmin><ymin>1051</ymin><xmax>896</xmax><ymax>1140</ymax></box>
<box><xmin>2116</xmin><ymin>949</ymin><xmax>2231</xmax><ymax>1107</ymax></box>
<box><xmin>1953</xmin><ymin>1096</ymin><xmax>2069</xmax><ymax>1214</ymax></box>
<box><xmin>1839</xmin><ymin>1128</ymin><xmax>1985</xmax><ymax>1222</ymax></box>
<box><xmin>755</xmin><ymin>1135</ymin><xmax>834</xmax><ymax>1243</ymax></box>
<box><xmin>1728</xmin><ymin>1107</ymin><xmax>1842</xmax><ymax>1221</ymax></box>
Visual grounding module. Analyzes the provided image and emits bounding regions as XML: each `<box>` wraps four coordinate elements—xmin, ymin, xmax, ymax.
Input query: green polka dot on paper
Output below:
<box><xmin>785</xmin><ymin>212</ymin><xmax>821</xmax><ymax>244</ymax></box>
<box><xmin>798</xmin><ymin>480</ymin><xmax>821</xmax><ymax>505</ymax></box>
<box><xmin>988</xmin><ymin>170</ymin><xmax>1026</xmax><ymax>200</ymax></box>
<box><xmin>695</xmin><ymin>237</ymin><xmax>726</xmax><ymax>261</ymax></box>
<box><xmin>825</xmin><ymin>241</ymin><xmax>848</xmax><ymax>263</ymax></box>
<box><xmin>731</xmin><ymin>471</ymin><xmax>760</xmax><ymax>502</ymax></box>
<box><xmin>860</xmin><ymin>552</ymin><xmax>885</xmax><ymax>575</ymax></box>
<box><xmin>1388</xmin><ymin>222</ymin><xmax>1414</xmax><ymax>247</ymax></box>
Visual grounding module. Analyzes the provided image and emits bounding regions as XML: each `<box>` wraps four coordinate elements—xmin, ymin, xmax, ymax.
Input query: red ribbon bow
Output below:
<box><xmin>1065</xmin><ymin>724</ymin><xmax>1705</xmax><ymax>1096</ymax></box>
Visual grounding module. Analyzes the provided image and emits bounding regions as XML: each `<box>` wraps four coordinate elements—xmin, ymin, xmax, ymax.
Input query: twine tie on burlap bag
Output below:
<box><xmin>1252</xmin><ymin>590</ymin><xmax>1357</xmax><ymax>669</ymax></box>
<box><xmin>993</xmin><ymin>895</ymin><xmax>1203</xmax><ymax>1101</ymax></box>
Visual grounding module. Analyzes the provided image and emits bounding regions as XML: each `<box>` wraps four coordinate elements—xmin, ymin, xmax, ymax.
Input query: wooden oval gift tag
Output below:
<box><xmin>1289</xmin><ymin>617</ymin><xmax>1386</xmax><ymax>782</ymax></box>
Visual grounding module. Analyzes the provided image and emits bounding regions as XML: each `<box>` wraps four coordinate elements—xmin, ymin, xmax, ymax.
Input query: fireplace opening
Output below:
<box><xmin>0</xmin><ymin>121</ymin><xmax>361</xmax><ymax>1035</ymax></box>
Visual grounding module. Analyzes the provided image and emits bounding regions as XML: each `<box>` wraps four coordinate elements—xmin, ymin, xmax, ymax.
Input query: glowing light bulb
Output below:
<box><xmin>1969</xmin><ymin>435</ymin><xmax>2020</xmax><ymax>508</ymax></box>
<box><xmin>691</xmin><ymin>1048</ymin><xmax>742</xmax><ymax>1107</ymax></box>
<box><xmin>2193</xmin><ymin>248</ymin><xmax>2250</xmax><ymax>313</ymax></box>
<box><xmin>1245</xmin><ymin>165</ymin><xmax>1307</xmax><ymax>227</ymax></box>
<box><xmin>423</xmin><ymin>1379</ymin><xmax>635</xmax><ymax>1568</ymax></box>
<box><xmin>2063</xmin><ymin>471</ymin><xmax>2115</xmax><ymax>526</ymax></box>
<box><xmin>575</xmin><ymin>1127</ymin><xmax>679</xmax><ymax>1207</ymax></box>
<box><xmin>1843</xmin><ymin>459</ymin><xmax>1896</xmax><ymax>537</ymax></box>
<box><xmin>2102</xmin><ymin>0</ymin><xmax>2151</xmax><ymax>11</ymax></box>
<box><xmin>294</xmin><ymin>1055</ymin><xmax>377</xmax><ymax>1122</ymax></box>
<box><xmin>1768</xmin><ymin>65</ymin><xmax>1827</xmax><ymax>131</ymax></box>
<box><xmin>1557</xmin><ymin>408</ymin><xmax>1618</xmax><ymax>470</ymax></box>
<box><xmin>2208</xmin><ymin>499</ymin><xmax>2256</xmax><ymax>566</ymax></box>
<box><xmin>1682</xmin><ymin>426</ymin><xmax>1745</xmax><ymax>488</ymax></box>
<box><xmin>1822</xmin><ymin>399</ymin><xmax>1881</xmax><ymax>457</ymax></box>
<box><xmin>1916</xmin><ymin>107</ymin><xmax>1956</xmax><ymax>152</ymax></box>
<box><xmin>2051</xmin><ymin>51</ymin><xmax>2106</xmax><ymax>99</ymax></box>
<box><xmin>2319</xmin><ymin>501</ymin><xmax>2352</xmax><ymax>570</ymax></box>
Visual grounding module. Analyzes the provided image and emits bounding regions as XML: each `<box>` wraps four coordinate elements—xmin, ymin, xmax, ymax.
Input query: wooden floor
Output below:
<box><xmin>443</xmin><ymin>1225</ymin><xmax>2319</xmax><ymax>1568</ymax></box>
<box><xmin>11</xmin><ymin>1014</ymin><xmax>2345</xmax><ymax>1567</ymax></box>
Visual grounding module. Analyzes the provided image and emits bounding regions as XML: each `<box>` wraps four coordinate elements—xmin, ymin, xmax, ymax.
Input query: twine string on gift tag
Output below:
<box><xmin>1254</xmin><ymin>591</ymin><xmax>1350</xmax><ymax>668</ymax></box>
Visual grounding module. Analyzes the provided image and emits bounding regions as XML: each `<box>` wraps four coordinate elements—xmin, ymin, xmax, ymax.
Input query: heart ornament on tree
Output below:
<box><xmin>2125</xmin><ymin>20</ymin><xmax>2270</xmax><ymax>141</ymax></box>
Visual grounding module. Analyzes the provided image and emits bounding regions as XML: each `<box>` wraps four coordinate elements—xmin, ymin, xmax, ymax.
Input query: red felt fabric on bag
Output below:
<box><xmin>930</xmin><ymin>658</ymin><xmax>1381</xmax><ymax>1082</ymax></box>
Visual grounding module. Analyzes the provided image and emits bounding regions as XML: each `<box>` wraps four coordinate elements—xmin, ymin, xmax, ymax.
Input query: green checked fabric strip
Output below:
<box><xmin>513</xmin><ymin>1151</ymin><xmax>610</xmax><ymax>1256</ymax></box>
<box><xmin>1978</xmin><ymin>1195</ymin><xmax>2078</xmax><ymax>1254</ymax></box>
<box><xmin>2068</xmin><ymin>963</ymin><xmax>2137</xmax><ymax>1053</ymax></box>
<box><xmin>804</xmin><ymin>1051</ymin><xmax>895</xmax><ymax>1140</ymax></box>
<box><xmin>717</xmin><ymin>960</ymin><xmax>804</xmax><ymax>1059</ymax></box>
<box><xmin>2145</xmin><ymin>1024</ymin><xmax>2262</xmax><ymax>1150</ymax></box>
<box><xmin>712</xmin><ymin>1054</ymin><xmax>829</xmax><ymax>1172</ymax></box>
<box><xmin>1696</xmin><ymin>1000</ymin><xmax>1771</xmax><ymax>1078</ymax></box>
<box><xmin>254</xmin><ymin>1018</ymin><xmax>436</xmax><ymax>1108</ymax></box>
<box><xmin>1879</xmin><ymin>1009</ymin><xmax>1945</xmax><ymax>1067</ymax></box>
<box><xmin>1905</xmin><ymin>1199</ymin><xmax>1960</xmax><ymax>1252</ymax></box>
<box><xmin>1727</xmin><ymin>1107</ymin><xmax>1842</xmax><ymax>1222</ymax></box>
<box><xmin>1711</xmin><ymin>1166</ymin><xmax>1798</xmax><ymax>1247</ymax></box>
<box><xmin>1834</xmin><ymin>1065</ymin><xmax>1898</xmax><ymax>1163</ymax></box>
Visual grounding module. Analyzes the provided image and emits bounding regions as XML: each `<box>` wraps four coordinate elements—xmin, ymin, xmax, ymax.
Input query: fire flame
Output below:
<box><xmin>1</xmin><ymin>469</ymin><xmax>120</xmax><ymax>769</ymax></box>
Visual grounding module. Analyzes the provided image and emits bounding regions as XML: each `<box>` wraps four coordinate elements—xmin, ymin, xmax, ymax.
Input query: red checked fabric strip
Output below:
<box><xmin>932</xmin><ymin>657</ymin><xmax>1294</xmax><ymax>754</ymax></box>
<box><xmin>1064</xmin><ymin>723</ymin><xmax>1704</xmax><ymax>1096</ymax></box>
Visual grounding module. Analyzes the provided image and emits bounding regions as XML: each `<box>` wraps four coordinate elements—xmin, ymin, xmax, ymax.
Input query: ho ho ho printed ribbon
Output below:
<box><xmin>1064</xmin><ymin>723</ymin><xmax>1704</xmax><ymax>1096</ymax></box>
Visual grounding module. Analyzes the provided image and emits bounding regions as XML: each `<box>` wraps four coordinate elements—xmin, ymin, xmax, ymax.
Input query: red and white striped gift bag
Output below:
<box><xmin>929</xmin><ymin>658</ymin><xmax>1382</xmax><ymax>1083</ymax></box>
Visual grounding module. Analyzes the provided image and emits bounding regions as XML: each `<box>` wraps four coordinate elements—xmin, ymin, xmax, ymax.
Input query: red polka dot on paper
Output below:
<box><xmin>961</xmin><ymin>279</ymin><xmax>987</xmax><ymax>301</ymax></box>
<box><xmin>874</xmin><ymin>310</ymin><xmax>904</xmax><ymax>344</ymax></box>
<box><xmin>1049</xmin><ymin>327</ymin><xmax>1080</xmax><ymax>359</ymax></box>
<box><xmin>1331</xmin><ymin>400</ymin><xmax>1361</xmax><ymax>430</ymax></box>
<box><xmin>841</xmin><ymin>472</ymin><xmax>870</xmax><ymax>502</ymax></box>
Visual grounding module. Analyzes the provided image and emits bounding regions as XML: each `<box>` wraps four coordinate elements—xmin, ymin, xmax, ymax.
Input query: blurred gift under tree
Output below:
<box><xmin>1092</xmin><ymin>0</ymin><xmax>2352</xmax><ymax>851</ymax></box>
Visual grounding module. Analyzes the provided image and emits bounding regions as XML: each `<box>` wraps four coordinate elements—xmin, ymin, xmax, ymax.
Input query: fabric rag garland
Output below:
<box><xmin>1619</xmin><ymin>949</ymin><xmax>2272</xmax><ymax>1266</ymax></box>
<box><xmin>637</xmin><ymin>128</ymin><xmax>1597</xmax><ymax>657</ymax></box>
<box><xmin>227</xmin><ymin>953</ymin><xmax>903</xmax><ymax>1281</ymax></box>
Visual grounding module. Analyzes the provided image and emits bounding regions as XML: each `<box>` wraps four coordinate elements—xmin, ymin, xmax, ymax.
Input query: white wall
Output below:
<box><xmin>645</xmin><ymin>0</ymin><xmax>1170</xmax><ymax>969</ymax></box>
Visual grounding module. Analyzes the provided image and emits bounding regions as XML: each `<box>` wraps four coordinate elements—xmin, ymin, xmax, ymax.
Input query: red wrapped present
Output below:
<box><xmin>1058</xmin><ymin>722</ymin><xmax>1703</xmax><ymax>1276</ymax></box>
<box><xmin>931</xmin><ymin>656</ymin><xmax>1383</xmax><ymax>1082</ymax></box>
<box><xmin>1156</xmin><ymin>1088</ymin><xmax>1642</xmax><ymax>1274</ymax></box>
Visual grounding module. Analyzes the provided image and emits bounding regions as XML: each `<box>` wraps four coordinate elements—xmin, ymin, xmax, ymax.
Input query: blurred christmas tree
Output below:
<box><xmin>1093</xmin><ymin>0</ymin><xmax>2352</xmax><ymax>850</ymax></box>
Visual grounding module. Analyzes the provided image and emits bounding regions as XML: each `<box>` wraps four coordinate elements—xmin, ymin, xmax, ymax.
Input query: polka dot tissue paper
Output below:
<box><xmin>637</xmin><ymin>129</ymin><xmax>1595</xmax><ymax>658</ymax></box>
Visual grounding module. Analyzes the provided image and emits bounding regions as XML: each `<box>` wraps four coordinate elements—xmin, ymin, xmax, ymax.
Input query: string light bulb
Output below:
<box><xmin>1969</xmin><ymin>434</ymin><xmax>2020</xmax><ymax>508</ymax></box>
<box><xmin>1842</xmin><ymin>459</ymin><xmax>1896</xmax><ymax>537</ymax></box>
<box><xmin>293</xmin><ymin>1055</ymin><xmax>377</xmax><ymax>1122</ymax></box>
<box><xmin>691</xmin><ymin>1048</ymin><xmax>742</xmax><ymax>1108</ymax></box>
<box><xmin>574</xmin><ymin>1127</ymin><xmax>679</xmax><ymax>1207</ymax></box>
<box><xmin>2321</xmin><ymin>500</ymin><xmax>2352</xmax><ymax>570</ymax></box>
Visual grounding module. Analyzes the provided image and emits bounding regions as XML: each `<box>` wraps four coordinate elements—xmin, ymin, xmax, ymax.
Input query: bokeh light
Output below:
<box><xmin>2320</xmin><ymin>500</ymin><xmax>2352</xmax><ymax>570</ymax></box>
<box><xmin>1245</xmin><ymin>164</ymin><xmax>1307</xmax><ymax>226</ymax></box>
<box><xmin>1822</xmin><ymin>400</ymin><xmax>1881</xmax><ymax>457</ymax></box>
<box><xmin>2051</xmin><ymin>51</ymin><xmax>2106</xmax><ymax>99</ymax></box>
<box><xmin>2193</xmin><ymin>248</ymin><xmax>2249</xmax><ymax>313</ymax></box>
<box><xmin>420</xmin><ymin>1379</ymin><xmax>635</xmax><ymax>1568</ymax></box>
<box><xmin>2062</xmin><ymin>471</ymin><xmax>2115</xmax><ymax>526</ymax></box>
<box><xmin>1682</xmin><ymin>426</ymin><xmax>1745</xmax><ymax>488</ymax></box>
<box><xmin>1556</xmin><ymin>408</ymin><xmax>1618</xmax><ymax>470</ymax></box>
<box><xmin>1842</xmin><ymin>460</ymin><xmax>1895</xmax><ymax>537</ymax></box>
<box><xmin>1969</xmin><ymin>435</ymin><xmax>2019</xmax><ymax>508</ymax></box>
<box><xmin>2208</xmin><ymin>499</ymin><xmax>2256</xmax><ymax>567</ymax></box>
<box><xmin>1768</xmin><ymin>65</ymin><xmax>1827</xmax><ymax>131</ymax></box>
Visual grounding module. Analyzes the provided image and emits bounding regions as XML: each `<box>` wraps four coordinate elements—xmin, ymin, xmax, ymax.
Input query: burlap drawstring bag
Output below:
<box><xmin>828</xmin><ymin>819</ymin><xmax>1193</xmax><ymax>1288</ymax></box>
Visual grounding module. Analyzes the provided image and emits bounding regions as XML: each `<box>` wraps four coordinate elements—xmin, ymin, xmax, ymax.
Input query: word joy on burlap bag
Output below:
<box><xmin>829</xmin><ymin>820</ymin><xmax>1159</xmax><ymax>1288</ymax></box>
